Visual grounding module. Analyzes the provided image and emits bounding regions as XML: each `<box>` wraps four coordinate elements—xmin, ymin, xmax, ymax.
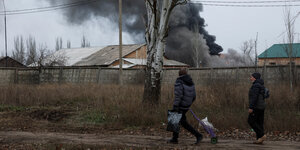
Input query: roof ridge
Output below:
<box><xmin>258</xmin><ymin>43</ymin><xmax>300</xmax><ymax>58</ymax></box>
<box><xmin>58</xmin><ymin>44</ymin><xmax>146</xmax><ymax>50</ymax></box>
<box><xmin>274</xmin><ymin>43</ymin><xmax>300</xmax><ymax>45</ymax></box>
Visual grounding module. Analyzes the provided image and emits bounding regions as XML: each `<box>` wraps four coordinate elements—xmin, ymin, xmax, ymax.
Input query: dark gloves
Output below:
<box><xmin>172</xmin><ymin>106</ymin><xmax>180</xmax><ymax>112</ymax></box>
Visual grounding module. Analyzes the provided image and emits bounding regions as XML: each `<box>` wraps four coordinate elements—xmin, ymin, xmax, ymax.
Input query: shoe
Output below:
<box><xmin>261</xmin><ymin>135</ymin><xmax>266</xmax><ymax>141</ymax></box>
<box><xmin>253</xmin><ymin>136</ymin><xmax>265</xmax><ymax>144</ymax></box>
<box><xmin>167</xmin><ymin>138</ymin><xmax>178</xmax><ymax>144</ymax></box>
<box><xmin>195</xmin><ymin>135</ymin><xmax>203</xmax><ymax>144</ymax></box>
<box><xmin>253</xmin><ymin>139</ymin><xmax>263</xmax><ymax>144</ymax></box>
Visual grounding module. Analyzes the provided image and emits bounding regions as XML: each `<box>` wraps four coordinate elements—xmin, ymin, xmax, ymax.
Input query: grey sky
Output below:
<box><xmin>0</xmin><ymin>0</ymin><xmax>299</xmax><ymax>56</ymax></box>
<box><xmin>0</xmin><ymin>0</ymin><xmax>134</xmax><ymax>56</ymax></box>
<box><xmin>201</xmin><ymin>2</ymin><xmax>300</xmax><ymax>54</ymax></box>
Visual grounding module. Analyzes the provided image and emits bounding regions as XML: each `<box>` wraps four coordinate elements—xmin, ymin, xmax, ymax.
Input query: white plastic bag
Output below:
<box><xmin>201</xmin><ymin>117</ymin><xmax>214</xmax><ymax>129</ymax></box>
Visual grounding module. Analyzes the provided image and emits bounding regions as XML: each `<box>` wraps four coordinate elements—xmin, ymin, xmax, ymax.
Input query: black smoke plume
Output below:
<box><xmin>46</xmin><ymin>0</ymin><xmax>223</xmax><ymax>66</ymax></box>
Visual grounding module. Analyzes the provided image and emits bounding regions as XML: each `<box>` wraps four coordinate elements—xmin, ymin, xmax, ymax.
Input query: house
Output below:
<box><xmin>0</xmin><ymin>56</ymin><xmax>26</xmax><ymax>67</ymax></box>
<box><xmin>105</xmin><ymin>44</ymin><xmax>188</xmax><ymax>68</ymax></box>
<box><xmin>258</xmin><ymin>43</ymin><xmax>300</xmax><ymax>66</ymax></box>
<box><xmin>44</xmin><ymin>44</ymin><xmax>189</xmax><ymax>68</ymax></box>
<box><xmin>75</xmin><ymin>44</ymin><xmax>146</xmax><ymax>67</ymax></box>
<box><xmin>42</xmin><ymin>46</ymin><xmax>107</xmax><ymax>66</ymax></box>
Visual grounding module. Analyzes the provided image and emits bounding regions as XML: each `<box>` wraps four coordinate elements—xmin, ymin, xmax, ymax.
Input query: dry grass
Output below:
<box><xmin>0</xmin><ymin>83</ymin><xmax>299</xmax><ymax>132</ymax></box>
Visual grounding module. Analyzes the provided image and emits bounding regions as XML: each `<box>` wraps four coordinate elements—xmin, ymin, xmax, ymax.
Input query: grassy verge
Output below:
<box><xmin>0</xmin><ymin>83</ymin><xmax>298</xmax><ymax>132</ymax></box>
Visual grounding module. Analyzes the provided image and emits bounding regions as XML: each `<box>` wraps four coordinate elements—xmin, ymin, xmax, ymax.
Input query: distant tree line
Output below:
<box><xmin>11</xmin><ymin>35</ymin><xmax>91</xmax><ymax>66</ymax></box>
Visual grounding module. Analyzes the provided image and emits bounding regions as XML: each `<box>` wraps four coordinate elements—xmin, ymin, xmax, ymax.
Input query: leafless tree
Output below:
<box><xmin>283</xmin><ymin>8</ymin><xmax>299</xmax><ymax>91</ymax></box>
<box><xmin>81</xmin><ymin>35</ymin><xmax>90</xmax><ymax>48</ymax></box>
<box><xmin>36</xmin><ymin>44</ymin><xmax>49</xmax><ymax>67</ymax></box>
<box><xmin>240</xmin><ymin>40</ymin><xmax>255</xmax><ymax>66</ymax></box>
<box><xmin>191</xmin><ymin>24</ymin><xmax>208</xmax><ymax>68</ymax></box>
<box><xmin>55</xmin><ymin>37</ymin><xmax>63</xmax><ymax>51</ymax></box>
<box><xmin>67</xmin><ymin>40</ymin><xmax>71</xmax><ymax>48</ymax></box>
<box><xmin>12</xmin><ymin>35</ymin><xmax>26</xmax><ymax>64</ymax></box>
<box><xmin>254</xmin><ymin>33</ymin><xmax>259</xmax><ymax>71</ymax></box>
<box><xmin>33</xmin><ymin>44</ymin><xmax>67</xmax><ymax>67</ymax></box>
<box><xmin>262</xmin><ymin>43</ymin><xmax>269</xmax><ymax>79</ymax></box>
<box><xmin>143</xmin><ymin>0</ymin><xmax>187</xmax><ymax>104</ymax></box>
<box><xmin>26</xmin><ymin>36</ymin><xmax>37</xmax><ymax>65</ymax></box>
<box><xmin>59</xmin><ymin>38</ymin><xmax>63</xmax><ymax>49</ymax></box>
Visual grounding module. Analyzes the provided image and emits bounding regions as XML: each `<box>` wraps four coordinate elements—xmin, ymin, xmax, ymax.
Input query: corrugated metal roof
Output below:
<box><xmin>122</xmin><ymin>58</ymin><xmax>188</xmax><ymax>66</ymax></box>
<box><xmin>123</xmin><ymin>58</ymin><xmax>146</xmax><ymax>65</ymax></box>
<box><xmin>164</xmin><ymin>59</ymin><xmax>189</xmax><ymax>66</ymax></box>
<box><xmin>258</xmin><ymin>43</ymin><xmax>300</xmax><ymax>58</ymax></box>
<box><xmin>44</xmin><ymin>44</ymin><xmax>188</xmax><ymax>67</ymax></box>
<box><xmin>74</xmin><ymin>44</ymin><xmax>145</xmax><ymax>66</ymax></box>
<box><xmin>111</xmin><ymin>64</ymin><xmax>136</xmax><ymax>68</ymax></box>
<box><xmin>44</xmin><ymin>46</ymin><xmax>105</xmax><ymax>66</ymax></box>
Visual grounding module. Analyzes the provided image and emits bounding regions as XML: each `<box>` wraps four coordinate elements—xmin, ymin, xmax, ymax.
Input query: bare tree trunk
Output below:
<box><xmin>254</xmin><ymin>33</ymin><xmax>258</xmax><ymax>72</ymax></box>
<box><xmin>12</xmin><ymin>35</ymin><xmax>26</xmax><ymax>64</ymax></box>
<box><xmin>284</xmin><ymin>8</ymin><xmax>296</xmax><ymax>92</ymax></box>
<box><xmin>143</xmin><ymin>0</ymin><xmax>186</xmax><ymax>104</ymax></box>
<box><xmin>288</xmin><ymin>48</ymin><xmax>293</xmax><ymax>91</ymax></box>
<box><xmin>26</xmin><ymin>35</ymin><xmax>37</xmax><ymax>65</ymax></box>
<box><xmin>192</xmin><ymin>24</ymin><xmax>201</xmax><ymax>68</ymax></box>
<box><xmin>67</xmin><ymin>40</ymin><xmax>71</xmax><ymax>48</ymax></box>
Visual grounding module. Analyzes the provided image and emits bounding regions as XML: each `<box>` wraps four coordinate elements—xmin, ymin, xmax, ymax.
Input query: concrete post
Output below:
<box><xmin>97</xmin><ymin>67</ymin><xmax>101</xmax><ymax>84</ymax></box>
<box><xmin>59</xmin><ymin>67</ymin><xmax>63</xmax><ymax>84</ymax></box>
<box><xmin>14</xmin><ymin>68</ymin><xmax>18</xmax><ymax>84</ymax></box>
<box><xmin>78</xmin><ymin>67</ymin><xmax>81</xmax><ymax>83</ymax></box>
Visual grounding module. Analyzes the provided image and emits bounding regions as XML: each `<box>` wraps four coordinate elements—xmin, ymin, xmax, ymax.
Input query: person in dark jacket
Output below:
<box><xmin>168</xmin><ymin>68</ymin><xmax>203</xmax><ymax>144</ymax></box>
<box><xmin>248</xmin><ymin>72</ymin><xmax>267</xmax><ymax>144</ymax></box>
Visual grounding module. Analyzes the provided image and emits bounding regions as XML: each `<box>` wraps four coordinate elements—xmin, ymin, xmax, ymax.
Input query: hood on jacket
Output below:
<box><xmin>253</xmin><ymin>78</ymin><xmax>264</xmax><ymax>85</ymax></box>
<box><xmin>178</xmin><ymin>74</ymin><xmax>194</xmax><ymax>86</ymax></box>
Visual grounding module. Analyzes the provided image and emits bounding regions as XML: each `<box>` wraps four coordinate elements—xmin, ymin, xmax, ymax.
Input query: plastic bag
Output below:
<box><xmin>201</xmin><ymin>117</ymin><xmax>214</xmax><ymax>129</ymax></box>
<box><xmin>166</xmin><ymin>110</ymin><xmax>182</xmax><ymax>133</ymax></box>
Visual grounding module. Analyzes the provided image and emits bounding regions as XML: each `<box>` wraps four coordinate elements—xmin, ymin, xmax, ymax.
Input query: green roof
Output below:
<box><xmin>258</xmin><ymin>43</ymin><xmax>300</xmax><ymax>58</ymax></box>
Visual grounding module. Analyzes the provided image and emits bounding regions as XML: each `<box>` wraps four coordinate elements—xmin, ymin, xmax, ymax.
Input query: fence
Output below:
<box><xmin>0</xmin><ymin>65</ymin><xmax>299</xmax><ymax>85</ymax></box>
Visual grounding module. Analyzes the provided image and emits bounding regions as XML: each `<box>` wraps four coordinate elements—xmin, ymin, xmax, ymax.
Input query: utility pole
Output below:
<box><xmin>254</xmin><ymin>32</ymin><xmax>258</xmax><ymax>71</ymax></box>
<box><xmin>3</xmin><ymin>0</ymin><xmax>7</xmax><ymax>67</ymax></box>
<box><xmin>119</xmin><ymin>0</ymin><xmax>123</xmax><ymax>85</ymax></box>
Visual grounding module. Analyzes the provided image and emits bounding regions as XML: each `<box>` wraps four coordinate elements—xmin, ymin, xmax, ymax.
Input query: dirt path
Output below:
<box><xmin>0</xmin><ymin>131</ymin><xmax>299</xmax><ymax>150</ymax></box>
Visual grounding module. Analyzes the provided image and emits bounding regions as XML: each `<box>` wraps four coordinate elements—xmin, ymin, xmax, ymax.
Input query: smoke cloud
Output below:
<box><xmin>166</xmin><ymin>4</ymin><xmax>224</xmax><ymax>66</ymax></box>
<box><xmin>46</xmin><ymin>0</ymin><xmax>223</xmax><ymax>67</ymax></box>
<box><xmin>48</xmin><ymin>0</ymin><xmax>145</xmax><ymax>36</ymax></box>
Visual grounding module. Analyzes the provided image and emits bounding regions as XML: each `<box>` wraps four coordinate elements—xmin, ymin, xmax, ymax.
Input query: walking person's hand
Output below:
<box><xmin>248</xmin><ymin>109</ymin><xmax>253</xmax><ymax>114</ymax></box>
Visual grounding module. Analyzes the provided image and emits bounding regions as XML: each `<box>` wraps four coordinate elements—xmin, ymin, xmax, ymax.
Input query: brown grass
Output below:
<box><xmin>0</xmin><ymin>83</ymin><xmax>299</xmax><ymax>132</ymax></box>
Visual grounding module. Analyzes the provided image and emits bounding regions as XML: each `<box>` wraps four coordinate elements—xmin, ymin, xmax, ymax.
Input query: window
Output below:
<box><xmin>269</xmin><ymin>62</ymin><xmax>276</xmax><ymax>65</ymax></box>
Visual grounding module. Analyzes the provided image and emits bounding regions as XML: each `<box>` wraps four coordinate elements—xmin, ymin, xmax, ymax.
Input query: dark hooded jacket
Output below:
<box><xmin>173</xmin><ymin>74</ymin><xmax>196</xmax><ymax>111</ymax></box>
<box><xmin>249</xmin><ymin>79</ymin><xmax>266</xmax><ymax>110</ymax></box>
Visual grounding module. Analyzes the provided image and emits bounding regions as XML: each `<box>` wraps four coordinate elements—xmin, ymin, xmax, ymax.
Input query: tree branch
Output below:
<box><xmin>171</xmin><ymin>0</ymin><xmax>187</xmax><ymax>10</ymax></box>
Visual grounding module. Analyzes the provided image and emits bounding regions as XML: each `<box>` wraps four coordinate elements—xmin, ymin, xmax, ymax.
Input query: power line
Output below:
<box><xmin>190</xmin><ymin>2</ymin><xmax>300</xmax><ymax>7</ymax></box>
<box><xmin>191</xmin><ymin>0</ymin><xmax>300</xmax><ymax>7</ymax></box>
<box><xmin>192</xmin><ymin>0</ymin><xmax>300</xmax><ymax>4</ymax></box>
<box><xmin>0</xmin><ymin>0</ymin><xmax>98</xmax><ymax>13</ymax></box>
<box><xmin>0</xmin><ymin>0</ymin><xmax>100</xmax><ymax>15</ymax></box>
<box><xmin>0</xmin><ymin>0</ymin><xmax>299</xmax><ymax>15</ymax></box>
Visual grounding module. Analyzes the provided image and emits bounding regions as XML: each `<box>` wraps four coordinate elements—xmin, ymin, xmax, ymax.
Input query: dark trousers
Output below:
<box><xmin>248</xmin><ymin>109</ymin><xmax>265</xmax><ymax>139</ymax></box>
<box><xmin>172</xmin><ymin>111</ymin><xmax>202</xmax><ymax>140</ymax></box>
